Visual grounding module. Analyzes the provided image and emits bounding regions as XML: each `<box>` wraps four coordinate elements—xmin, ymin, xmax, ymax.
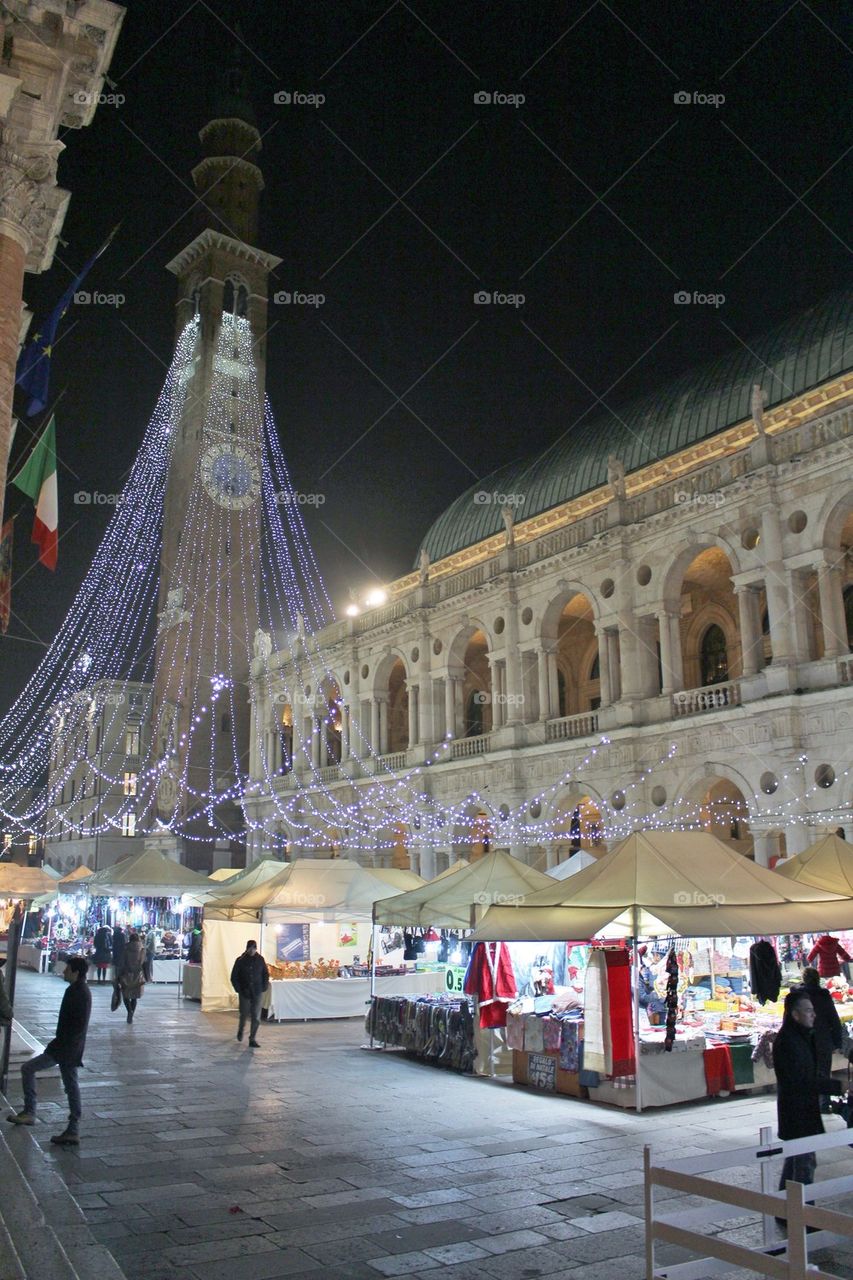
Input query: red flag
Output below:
<box><xmin>0</xmin><ymin>518</ymin><xmax>12</xmax><ymax>634</ymax></box>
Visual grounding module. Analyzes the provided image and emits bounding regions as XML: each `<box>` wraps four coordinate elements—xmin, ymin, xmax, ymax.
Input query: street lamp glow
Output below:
<box><xmin>344</xmin><ymin>603</ymin><xmax>360</xmax><ymax>617</ymax></box>
<box><xmin>364</xmin><ymin>588</ymin><xmax>387</xmax><ymax>608</ymax></box>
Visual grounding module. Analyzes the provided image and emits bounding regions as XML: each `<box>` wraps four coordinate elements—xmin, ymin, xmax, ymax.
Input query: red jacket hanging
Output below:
<box><xmin>464</xmin><ymin>941</ymin><xmax>517</xmax><ymax>1028</ymax></box>
<box><xmin>807</xmin><ymin>935</ymin><xmax>852</xmax><ymax>979</ymax></box>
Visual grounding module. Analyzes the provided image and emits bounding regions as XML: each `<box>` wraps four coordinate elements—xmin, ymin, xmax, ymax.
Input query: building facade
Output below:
<box><xmin>246</xmin><ymin>291</ymin><xmax>853</xmax><ymax>876</ymax></box>
<box><xmin>0</xmin><ymin>0</ymin><xmax>124</xmax><ymax>512</ymax></box>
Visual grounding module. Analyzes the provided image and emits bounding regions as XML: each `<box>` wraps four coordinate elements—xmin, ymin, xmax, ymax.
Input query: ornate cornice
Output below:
<box><xmin>0</xmin><ymin>139</ymin><xmax>56</xmax><ymax>249</ymax></box>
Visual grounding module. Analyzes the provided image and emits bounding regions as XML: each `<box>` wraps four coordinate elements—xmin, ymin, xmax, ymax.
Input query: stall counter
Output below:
<box><xmin>269</xmin><ymin>968</ymin><xmax>443</xmax><ymax>1021</ymax></box>
<box><xmin>17</xmin><ymin>943</ymin><xmax>48</xmax><ymax>972</ymax></box>
<box><xmin>182</xmin><ymin>962</ymin><xmax>202</xmax><ymax>1000</ymax></box>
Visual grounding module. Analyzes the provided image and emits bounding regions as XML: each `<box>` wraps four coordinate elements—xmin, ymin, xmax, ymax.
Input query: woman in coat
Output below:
<box><xmin>92</xmin><ymin>925</ymin><xmax>112</xmax><ymax>985</ymax></box>
<box><xmin>116</xmin><ymin>932</ymin><xmax>145</xmax><ymax>1024</ymax></box>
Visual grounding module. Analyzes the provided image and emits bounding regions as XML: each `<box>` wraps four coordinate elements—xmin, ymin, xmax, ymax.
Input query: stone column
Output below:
<box><xmin>751</xmin><ymin>831</ymin><xmax>773</xmax><ymax>868</ymax></box>
<box><xmin>617</xmin><ymin>610</ymin><xmax>644</xmax><ymax>700</ymax></box>
<box><xmin>735</xmin><ymin>586</ymin><xmax>762</xmax><ymax>676</ymax></box>
<box><xmin>656</xmin><ymin>607</ymin><xmax>684</xmax><ymax>694</ymax></box>
<box><xmin>418</xmin><ymin>638</ymin><xmax>435</xmax><ymax>744</ymax></box>
<box><xmin>444</xmin><ymin>676</ymin><xmax>456</xmax><ymax>739</ymax></box>
<box><xmin>546</xmin><ymin>650</ymin><xmax>559</xmax><ymax>718</ymax></box>
<box><xmin>370</xmin><ymin>698</ymin><xmax>381</xmax><ymax>754</ymax></box>
<box><xmin>787</xmin><ymin>568</ymin><xmax>814</xmax><ymax>662</ymax></box>
<box><xmin>408</xmin><ymin>686</ymin><xmax>419</xmax><ymax>750</ymax></box>
<box><xmin>312</xmin><ymin>716</ymin><xmax>323</xmax><ymax>768</ymax></box>
<box><xmin>817</xmin><ymin>561</ymin><xmax>849</xmax><ymax>658</ymax></box>
<box><xmin>537</xmin><ymin>648</ymin><xmax>550</xmax><ymax>721</ymax></box>
<box><xmin>341</xmin><ymin>704</ymin><xmax>350</xmax><ymax>761</ymax></box>
<box><xmin>760</xmin><ymin>509</ymin><xmax>796</xmax><ymax>662</ymax></box>
<box><xmin>596</xmin><ymin>628</ymin><xmax>612</xmax><ymax>706</ymax></box>
<box><xmin>377</xmin><ymin>696</ymin><xmax>389</xmax><ymax>755</ymax></box>
<box><xmin>504</xmin><ymin>605</ymin><xmax>523</xmax><ymax>725</ymax></box>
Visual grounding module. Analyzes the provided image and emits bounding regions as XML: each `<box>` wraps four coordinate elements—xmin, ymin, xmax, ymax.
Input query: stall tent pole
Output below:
<box><xmin>1</xmin><ymin>903</ymin><xmax>24</xmax><ymax>1095</ymax></box>
<box><xmin>633</xmin><ymin>907</ymin><xmax>642</xmax><ymax>1114</ymax></box>
<box><xmin>369</xmin><ymin>919</ymin><xmax>378</xmax><ymax>1049</ymax></box>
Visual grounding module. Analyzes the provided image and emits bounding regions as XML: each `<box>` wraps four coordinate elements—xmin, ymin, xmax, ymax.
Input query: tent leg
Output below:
<box><xmin>369</xmin><ymin>925</ymin><xmax>377</xmax><ymax>1049</ymax></box>
<box><xmin>633</xmin><ymin>933</ymin><xmax>642</xmax><ymax>1114</ymax></box>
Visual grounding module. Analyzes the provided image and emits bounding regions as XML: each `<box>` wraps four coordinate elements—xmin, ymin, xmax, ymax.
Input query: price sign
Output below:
<box><xmin>444</xmin><ymin>965</ymin><xmax>466</xmax><ymax>994</ymax></box>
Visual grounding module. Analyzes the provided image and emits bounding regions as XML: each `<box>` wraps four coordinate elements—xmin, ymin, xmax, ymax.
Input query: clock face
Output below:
<box><xmin>201</xmin><ymin>446</ymin><xmax>260</xmax><ymax>509</ymax></box>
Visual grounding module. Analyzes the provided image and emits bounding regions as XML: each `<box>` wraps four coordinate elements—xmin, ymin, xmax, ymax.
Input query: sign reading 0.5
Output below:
<box><xmin>444</xmin><ymin>965</ymin><xmax>466</xmax><ymax>994</ymax></box>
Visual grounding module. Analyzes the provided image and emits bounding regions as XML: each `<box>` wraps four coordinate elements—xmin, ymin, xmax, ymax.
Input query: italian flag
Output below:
<box><xmin>12</xmin><ymin>415</ymin><xmax>58</xmax><ymax>570</ymax></box>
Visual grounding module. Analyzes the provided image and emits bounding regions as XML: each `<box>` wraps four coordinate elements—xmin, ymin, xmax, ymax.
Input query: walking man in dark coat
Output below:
<box><xmin>230</xmin><ymin>940</ymin><xmax>269</xmax><ymax>1048</ymax></box>
<box><xmin>6</xmin><ymin>955</ymin><xmax>92</xmax><ymax>1145</ymax></box>
<box><xmin>773</xmin><ymin>988</ymin><xmax>839</xmax><ymax>1192</ymax></box>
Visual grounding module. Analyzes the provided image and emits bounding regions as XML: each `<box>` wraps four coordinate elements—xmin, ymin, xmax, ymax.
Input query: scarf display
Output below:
<box><xmin>583</xmin><ymin>949</ymin><xmax>611</xmax><ymax>1073</ymax></box>
<box><xmin>366</xmin><ymin>995</ymin><xmax>475</xmax><ymax>1072</ymax></box>
<box><xmin>703</xmin><ymin>1044</ymin><xmax>735</xmax><ymax>1095</ymax></box>
<box><xmin>605</xmin><ymin>949</ymin><xmax>635</xmax><ymax>1077</ymax></box>
<box><xmin>559</xmin><ymin>1021</ymin><xmax>581</xmax><ymax>1072</ymax></box>
<box><xmin>664</xmin><ymin>947</ymin><xmax>679</xmax><ymax>1051</ymax></box>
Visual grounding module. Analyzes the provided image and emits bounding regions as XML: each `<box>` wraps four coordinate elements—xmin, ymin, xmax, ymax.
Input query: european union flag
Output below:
<box><xmin>15</xmin><ymin>226</ymin><xmax>119</xmax><ymax>418</ymax></box>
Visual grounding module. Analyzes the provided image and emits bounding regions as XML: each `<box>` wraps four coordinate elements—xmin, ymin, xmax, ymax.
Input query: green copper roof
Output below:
<box><xmin>418</xmin><ymin>288</ymin><xmax>853</xmax><ymax>565</ymax></box>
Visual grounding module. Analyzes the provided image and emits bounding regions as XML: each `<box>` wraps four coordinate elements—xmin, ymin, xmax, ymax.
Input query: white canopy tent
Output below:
<box><xmin>373</xmin><ymin>850</ymin><xmax>554</xmax><ymax>929</ymax></box>
<box><xmin>547</xmin><ymin>850</ymin><xmax>598</xmax><ymax>881</ymax></box>
<box><xmin>84</xmin><ymin>847</ymin><xmax>215</xmax><ymax>898</ymax></box>
<box><xmin>201</xmin><ymin>859</ymin><xmax>416</xmax><ymax>1011</ymax></box>
<box><xmin>774</xmin><ymin>833</ymin><xmax>853</xmax><ymax>897</ymax></box>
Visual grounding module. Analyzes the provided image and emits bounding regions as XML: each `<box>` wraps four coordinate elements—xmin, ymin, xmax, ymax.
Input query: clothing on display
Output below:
<box><xmin>605</xmin><ymin>949</ymin><xmax>635</xmax><ymax>1077</ymax></box>
<box><xmin>463</xmin><ymin>941</ymin><xmax>517</xmax><ymax>1029</ymax></box>
<box><xmin>807</xmin><ymin>935</ymin><xmax>852</xmax><ymax>979</ymax></box>
<box><xmin>749</xmin><ymin>940</ymin><xmax>782</xmax><ymax>1004</ymax></box>
<box><xmin>664</xmin><ymin>948</ymin><xmax>679</xmax><ymax>1051</ymax></box>
<box><xmin>583</xmin><ymin>949</ymin><xmax>610</xmax><ymax>1073</ymax></box>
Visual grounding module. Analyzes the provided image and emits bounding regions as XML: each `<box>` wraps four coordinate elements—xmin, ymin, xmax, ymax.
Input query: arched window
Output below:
<box><xmin>557</xmin><ymin>669</ymin><xmax>567</xmax><ymax>717</ymax></box>
<box><xmin>844</xmin><ymin>585</ymin><xmax>853</xmax><ymax>649</ymax></box>
<box><xmin>222</xmin><ymin>278</ymin><xmax>248</xmax><ymax>317</ymax></box>
<box><xmin>465</xmin><ymin>691</ymin><xmax>484</xmax><ymax>737</ymax></box>
<box><xmin>700</xmin><ymin>623</ymin><xmax>729</xmax><ymax>686</ymax></box>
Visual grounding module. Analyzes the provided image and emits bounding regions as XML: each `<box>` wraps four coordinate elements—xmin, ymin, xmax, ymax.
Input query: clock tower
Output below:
<box><xmin>149</xmin><ymin>55</ymin><xmax>281</xmax><ymax>867</ymax></box>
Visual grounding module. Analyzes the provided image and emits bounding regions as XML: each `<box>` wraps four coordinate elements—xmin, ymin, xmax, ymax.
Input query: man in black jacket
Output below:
<box><xmin>230</xmin><ymin>940</ymin><xmax>269</xmax><ymax>1048</ymax></box>
<box><xmin>773</xmin><ymin>989</ymin><xmax>839</xmax><ymax>1192</ymax></box>
<box><xmin>6</xmin><ymin>956</ymin><xmax>92</xmax><ymax>1145</ymax></box>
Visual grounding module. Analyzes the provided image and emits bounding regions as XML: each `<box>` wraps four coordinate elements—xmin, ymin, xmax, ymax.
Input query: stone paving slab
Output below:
<box><xmin>5</xmin><ymin>972</ymin><xmax>853</xmax><ymax>1280</ymax></box>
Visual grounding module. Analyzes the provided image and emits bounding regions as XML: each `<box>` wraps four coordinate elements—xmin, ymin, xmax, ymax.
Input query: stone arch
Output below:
<box><xmin>542</xmin><ymin>787</ymin><xmax>606</xmax><ymax>866</ymax></box>
<box><xmin>447</xmin><ymin>623</ymin><xmax>492</xmax><ymax>736</ymax></box>
<box><xmin>371</xmin><ymin>651</ymin><xmax>410</xmax><ymax>754</ymax></box>
<box><xmin>677</xmin><ymin>767</ymin><xmax>754</xmax><ymax>855</ymax></box>
<box><xmin>660</xmin><ymin>536</ymin><xmax>743</xmax><ymax>606</ymax></box>
<box><xmin>222</xmin><ymin>274</ymin><xmax>249</xmax><ymax>317</ymax></box>
<box><xmin>670</xmin><ymin>546</ymin><xmax>742</xmax><ymax>689</ymax></box>
<box><xmin>451</xmin><ymin>798</ymin><xmax>494</xmax><ymax>862</ymax></box>
<box><xmin>541</xmin><ymin>588</ymin><xmax>599</xmax><ymax>717</ymax></box>
<box><xmin>817</xmin><ymin>490</ymin><xmax>853</xmax><ymax>558</ymax></box>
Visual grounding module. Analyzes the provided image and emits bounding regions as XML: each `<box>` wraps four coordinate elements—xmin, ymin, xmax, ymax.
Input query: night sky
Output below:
<box><xmin>2</xmin><ymin>0</ymin><xmax>850</xmax><ymax>710</ymax></box>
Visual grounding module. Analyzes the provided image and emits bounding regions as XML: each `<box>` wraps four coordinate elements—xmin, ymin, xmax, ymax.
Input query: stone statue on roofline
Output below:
<box><xmin>253</xmin><ymin>628</ymin><xmax>272</xmax><ymax>661</ymax></box>
<box><xmin>418</xmin><ymin>547</ymin><xmax>430</xmax><ymax>585</ymax></box>
<box><xmin>751</xmin><ymin>383</ymin><xmax>768</xmax><ymax>435</ymax></box>
<box><xmin>607</xmin><ymin>454</ymin><xmax>627</xmax><ymax>501</ymax></box>
<box><xmin>501</xmin><ymin>504</ymin><xmax>515</xmax><ymax>548</ymax></box>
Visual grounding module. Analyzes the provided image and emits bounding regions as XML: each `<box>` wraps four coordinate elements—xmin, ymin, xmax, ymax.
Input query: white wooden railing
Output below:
<box><xmin>671</xmin><ymin>680</ymin><xmax>741</xmax><ymax>717</ymax></box>
<box><xmin>645</xmin><ymin>1124</ymin><xmax>853</xmax><ymax>1280</ymax></box>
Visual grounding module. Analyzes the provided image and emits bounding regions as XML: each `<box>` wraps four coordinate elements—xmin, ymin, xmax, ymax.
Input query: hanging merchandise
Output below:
<box><xmin>605</xmin><ymin>949</ymin><xmax>635</xmax><ymax>1077</ymax></box>
<box><xmin>807</xmin><ymin>934</ymin><xmax>852</xmax><ymax>979</ymax></box>
<box><xmin>583</xmin><ymin>949</ymin><xmax>611</xmax><ymax>1073</ymax></box>
<box><xmin>663</xmin><ymin>948</ymin><xmax>680</xmax><ymax>1051</ymax></box>
<box><xmin>749</xmin><ymin>939</ymin><xmax>782</xmax><ymax>1004</ymax></box>
<box><xmin>463</xmin><ymin>941</ymin><xmax>517</xmax><ymax>1029</ymax></box>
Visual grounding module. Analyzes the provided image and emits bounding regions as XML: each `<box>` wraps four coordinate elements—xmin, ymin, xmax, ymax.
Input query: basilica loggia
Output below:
<box><xmin>245</xmin><ymin>291</ymin><xmax>853</xmax><ymax>876</ymax></box>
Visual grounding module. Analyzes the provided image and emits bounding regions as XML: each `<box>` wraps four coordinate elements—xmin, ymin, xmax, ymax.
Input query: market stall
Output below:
<box><xmin>472</xmin><ymin>831</ymin><xmax>853</xmax><ymax>1110</ymax></box>
<box><xmin>85</xmin><ymin>846</ymin><xmax>216</xmax><ymax>981</ymax></box>
<box><xmin>370</xmin><ymin>850</ymin><xmax>555</xmax><ymax>1075</ymax></box>
<box><xmin>202</xmin><ymin>858</ymin><xmax>437</xmax><ymax>1016</ymax></box>
<box><xmin>775</xmin><ymin>833</ymin><xmax>853</xmax><ymax>896</ymax></box>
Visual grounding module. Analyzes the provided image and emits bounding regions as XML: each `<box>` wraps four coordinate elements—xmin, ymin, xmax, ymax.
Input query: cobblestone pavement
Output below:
<box><xmin>4</xmin><ymin>970</ymin><xmax>853</xmax><ymax>1280</ymax></box>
